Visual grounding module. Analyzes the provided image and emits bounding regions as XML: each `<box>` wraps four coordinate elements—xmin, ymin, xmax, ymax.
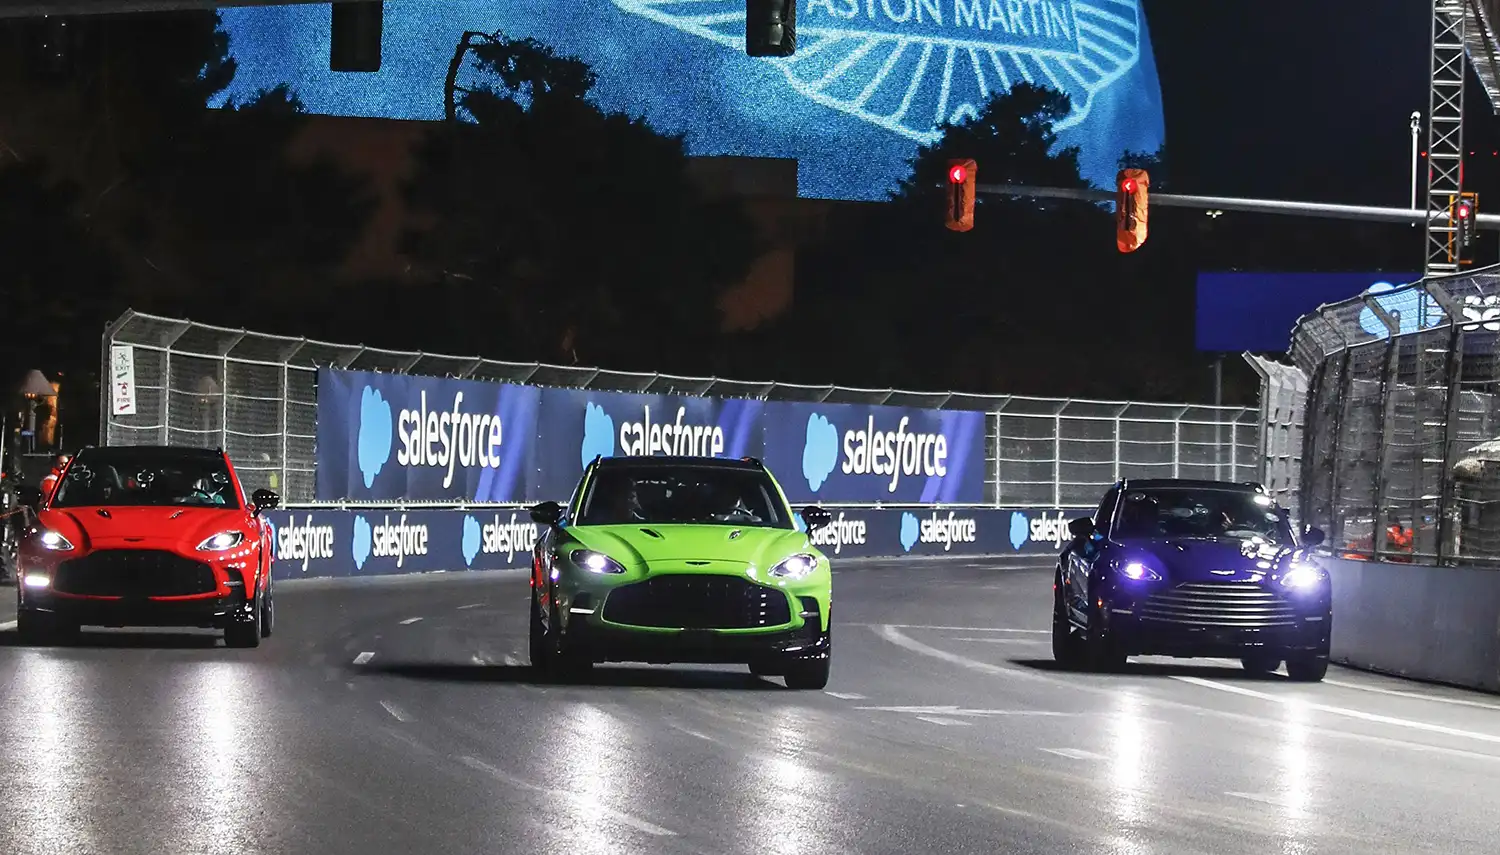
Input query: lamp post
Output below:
<box><xmin>19</xmin><ymin>370</ymin><xmax>55</xmax><ymax>454</ymax></box>
<box><xmin>1411</xmin><ymin>111</ymin><xmax>1423</xmax><ymax>211</ymax></box>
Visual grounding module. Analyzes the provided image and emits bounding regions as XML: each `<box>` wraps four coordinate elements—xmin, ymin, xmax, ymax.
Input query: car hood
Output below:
<box><xmin>566</xmin><ymin>524</ymin><xmax>812</xmax><ymax>572</ymax></box>
<box><xmin>38</xmin><ymin>506</ymin><xmax>249</xmax><ymax>552</ymax></box>
<box><xmin>1115</xmin><ymin>536</ymin><xmax>1299</xmax><ymax>583</ymax></box>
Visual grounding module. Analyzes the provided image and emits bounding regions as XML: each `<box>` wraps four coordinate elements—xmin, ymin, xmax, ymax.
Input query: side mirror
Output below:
<box><xmin>1302</xmin><ymin>525</ymin><xmax>1326</xmax><ymax>547</ymax></box>
<box><xmin>251</xmin><ymin>489</ymin><xmax>280</xmax><ymax>514</ymax></box>
<box><xmin>800</xmin><ymin>505</ymin><xmax>832</xmax><ymax>531</ymax></box>
<box><xmin>17</xmin><ymin>485</ymin><xmax>42</xmax><ymax>511</ymax></box>
<box><xmin>529</xmin><ymin>500</ymin><xmax>565</xmax><ymax>526</ymax></box>
<box><xmin>1067</xmin><ymin>517</ymin><xmax>1095</xmax><ymax>539</ymax></box>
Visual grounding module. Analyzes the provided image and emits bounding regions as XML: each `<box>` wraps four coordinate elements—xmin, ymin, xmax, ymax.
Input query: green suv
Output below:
<box><xmin>527</xmin><ymin>455</ymin><xmax>833</xmax><ymax>689</ymax></box>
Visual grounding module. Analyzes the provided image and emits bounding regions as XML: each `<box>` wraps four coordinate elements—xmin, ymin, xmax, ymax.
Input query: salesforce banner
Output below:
<box><xmin>266</xmin><ymin>507</ymin><xmax>541</xmax><ymax>580</ymax></box>
<box><xmin>533</xmin><ymin>388</ymin><xmax>765</xmax><ymax>499</ymax></box>
<box><xmin>267</xmin><ymin>506</ymin><xmax>1078</xmax><ymax>579</ymax></box>
<box><xmin>764</xmin><ymin>401</ymin><xmax>986</xmax><ymax>505</ymax></box>
<box><xmin>316</xmin><ymin>368</ymin><xmax>541</xmax><ymax>503</ymax></box>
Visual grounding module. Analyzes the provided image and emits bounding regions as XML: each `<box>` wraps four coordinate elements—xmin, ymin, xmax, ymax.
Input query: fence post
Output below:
<box><xmin>1365</xmin><ymin>296</ymin><xmax>1402</xmax><ymax>560</ymax></box>
<box><xmin>1427</xmin><ymin>285</ymin><xmax>1465</xmax><ymax>565</ymax></box>
<box><xmin>1172</xmin><ymin>416</ymin><xmax>1181</xmax><ymax>478</ymax></box>
<box><xmin>1231</xmin><ymin>418</ymin><xmax>1239</xmax><ymax>481</ymax></box>
<box><xmin>1053</xmin><ymin>411</ymin><xmax>1062</xmax><ymax>508</ymax></box>
<box><xmin>220</xmin><ymin>355</ymin><xmax>230</xmax><ymax>453</ymax></box>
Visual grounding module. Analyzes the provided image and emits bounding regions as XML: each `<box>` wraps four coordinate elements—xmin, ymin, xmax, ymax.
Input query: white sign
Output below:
<box><xmin>110</xmin><ymin>345</ymin><xmax>137</xmax><ymax>416</ymax></box>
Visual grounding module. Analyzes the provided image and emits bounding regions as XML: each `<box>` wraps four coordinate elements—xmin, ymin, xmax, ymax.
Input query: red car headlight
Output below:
<box><xmin>36</xmin><ymin>530</ymin><xmax>75</xmax><ymax>551</ymax></box>
<box><xmin>197</xmin><ymin>531</ymin><xmax>245</xmax><ymax>552</ymax></box>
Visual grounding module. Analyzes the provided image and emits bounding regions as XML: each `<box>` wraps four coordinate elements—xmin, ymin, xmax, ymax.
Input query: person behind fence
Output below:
<box><xmin>1386</xmin><ymin>513</ymin><xmax>1414</xmax><ymax>561</ymax></box>
<box><xmin>39</xmin><ymin>453</ymin><xmax>69</xmax><ymax>499</ymax></box>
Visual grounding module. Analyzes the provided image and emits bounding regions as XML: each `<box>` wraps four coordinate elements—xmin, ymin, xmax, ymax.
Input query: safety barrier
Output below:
<box><xmin>1323</xmin><ymin>555</ymin><xmax>1500</xmax><ymax>694</ymax></box>
<box><xmin>266</xmin><ymin>506</ymin><xmax>1074</xmax><ymax>580</ymax></box>
<box><xmin>102</xmin><ymin>310</ymin><xmax>1259</xmax><ymax>509</ymax></box>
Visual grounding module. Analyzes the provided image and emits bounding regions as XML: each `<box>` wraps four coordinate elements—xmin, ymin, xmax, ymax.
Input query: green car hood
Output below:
<box><xmin>566</xmin><ymin>524</ymin><xmax>811</xmax><ymax>571</ymax></box>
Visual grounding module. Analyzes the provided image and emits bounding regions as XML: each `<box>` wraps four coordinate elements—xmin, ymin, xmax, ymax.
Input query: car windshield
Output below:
<box><xmin>1111</xmin><ymin>487</ymin><xmax>1291</xmax><ymax>544</ymax></box>
<box><xmin>576</xmin><ymin>465</ymin><xmax>792</xmax><ymax>529</ymax></box>
<box><xmin>51</xmin><ymin>450</ymin><xmax>240</xmax><ymax>510</ymax></box>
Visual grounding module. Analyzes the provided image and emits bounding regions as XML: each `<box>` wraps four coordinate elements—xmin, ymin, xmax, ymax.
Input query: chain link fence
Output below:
<box><xmin>1287</xmin><ymin>264</ymin><xmax>1500</xmax><ymax>565</ymax></box>
<box><xmin>101</xmin><ymin>310</ymin><xmax>1259</xmax><ymax>508</ymax></box>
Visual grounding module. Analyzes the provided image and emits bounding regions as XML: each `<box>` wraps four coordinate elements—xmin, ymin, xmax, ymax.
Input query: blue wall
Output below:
<box><xmin>267</xmin><ymin>505</ymin><xmax>1076</xmax><ymax>578</ymax></box>
<box><xmin>217</xmin><ymin>0</ymin><xmax>1165</xmax><ymax>201</ymax></box>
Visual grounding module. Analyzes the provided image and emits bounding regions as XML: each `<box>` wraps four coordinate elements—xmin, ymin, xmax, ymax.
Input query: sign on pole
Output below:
<box><xmin>110</xmin><ymin>345</ymin><xmax>137</xmax><ymax>416</ymax></box>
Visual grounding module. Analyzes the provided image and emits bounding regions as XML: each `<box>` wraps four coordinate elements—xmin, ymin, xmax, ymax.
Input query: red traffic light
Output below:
<box><xmin>1121</xmin><ymin>178</ymin><xmax>1137</xmax><ymax>194</ymax></box>
<box><xmin>949</xmin><ymin>164</ymin><xmax>967</xmax><ymax>184</ymax></box>
<box><xmin>1458</xmin><ymin>203</ymin><xmax>1472</xmax><ymax>219</ymax></box>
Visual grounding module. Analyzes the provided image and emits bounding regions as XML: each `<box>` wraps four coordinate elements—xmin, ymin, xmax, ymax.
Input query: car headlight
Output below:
<box><xmin>569</xmin><ymin>549</ymin><xmax>626</xmax><ymax>574</ymax></box>
<box><xmin>37</xmin><ymin>530</ymin><xmax>74</xmax><ymax>551</ymax></box>
<box><xmin>197</xmin><ymin>531</ymin><xmax>245</xmax><ymax>552</ymax></box>
<box><xmin>769</xmin><ymin>553</ymin><xmax>819</xmax><ymax>580</ymax></box>
<box><xmin>22</xmin><ymin>573</ymin><xmax>51</xmax><ymax>589</ymax></box>
<box><xmin>1280</xmin><ymin>563</ymin><xmax>1325</xmax><ymax>590</ymax></box>
<box><xmin>1119</xmin><ymin>561</ymin><xmax>1162</xmax><ymax>582</ymax></box>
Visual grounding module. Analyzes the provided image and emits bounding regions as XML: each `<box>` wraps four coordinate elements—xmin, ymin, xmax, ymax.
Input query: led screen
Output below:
<box><xmin>217</xmin><ymin>0</ymin><xmax>1165</xmax><ymax>201</ymax></box>
<box><xmin>1195</xmin><ymin>272</ymin><xmax>1424</xmax><ymax>354</ymax></box>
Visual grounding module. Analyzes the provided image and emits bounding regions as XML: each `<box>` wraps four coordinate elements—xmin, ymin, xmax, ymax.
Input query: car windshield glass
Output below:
<box><xmin>577</xmin><ymin>465</ymin><xmax>791</xmax><ymax>529</ymax></box>
<box><xmin>1111</xmin><ymin>488</ymin><xmax>1290</xmax><ymax>543</ymax></box>
<box><xmin>51</xmin><ymin>451</ymin><xmax>240</xmax><ymax>509</ymax></box>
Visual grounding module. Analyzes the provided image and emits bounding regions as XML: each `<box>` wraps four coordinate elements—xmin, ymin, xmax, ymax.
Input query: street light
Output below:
<box><xmin>1411</xmin><ymin>111</ymin><xmax>1422</xmax><ymax>211</ymax></box>
<box><xmin>19</xmin><ymin>370</ymin><xmax>54</xmax><ymax>453</ymax></box>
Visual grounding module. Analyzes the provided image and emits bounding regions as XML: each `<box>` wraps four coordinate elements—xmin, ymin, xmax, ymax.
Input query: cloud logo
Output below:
<box><xmin>1358</xmin><ymin>280</ymin><xmax>1439</xmax><ymax>338</ymax></box>
<box><xmin>462</xmin><ymin>515</ymin><xmax>482</xmax><ymax>567</ymax></box>
<box><xmin>352</xmin><ymin>515</ymin><xmax>372</xmax><ymax>570</ymax></box>
<box><xmin>356</xmin><ymin>386</ymin><xmax>393</xmax><ymax>489</ymax></box>
<box><xmin>900</xmin><ymin>512</ymin><xmax>919</xmax><ymax>553</ymax></box>
<box><xmin>802</xmin><ymin>413</ymin><xmax>839</xmax><ymax>492</ymax></box>
<box><xmin>1009</xmin><ymin>512</ymin><xmax>1029</xmax><ymax>551</ymax></box>
<box><xmin>581</xmin><ymin>402</ymin><xmax>615</xmax><ymax>470</ymax></box>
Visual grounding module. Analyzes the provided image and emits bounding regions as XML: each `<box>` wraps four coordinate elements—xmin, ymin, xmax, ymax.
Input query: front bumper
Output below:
<box><xmin>1101</xmin><ymin>580</ymin><xmax>1331</xmax><ymax>658</ymax></box>
<box><xmin>20</xmin><ymin>587</ymin><xmax>256</xmax><ymax>630</ymax></box>
<box><xmin>568</xmin><ymin>619</ymin><xmax>830</xmax><ymax>664</ymax></box>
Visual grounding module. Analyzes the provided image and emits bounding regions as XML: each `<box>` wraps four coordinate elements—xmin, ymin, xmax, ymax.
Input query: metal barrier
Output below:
<box><xmin>1285</xmin><ymin>264</ymin><xmax>1500</xmax><ymax>565</ymax></box>
<box><xmin>100</xmin><ymin>310</ymin><xmax>1259</xmax><ymax>507</ymax></box>
<box><xmin>1245</xmin><ymin>354</ymin><xmax>1309</xmax><ymax>516</ymax></box>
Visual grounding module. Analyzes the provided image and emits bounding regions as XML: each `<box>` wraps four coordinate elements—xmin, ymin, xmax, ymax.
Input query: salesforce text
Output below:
<box><xmin>395</xmin><ymin>390</ymin><xmax>504</xmax><ymax>489</ymax></box>
<box><xmin>809</xmin><ymin>512</ymin><xmax>867</xmax><ymax>555</ymax></box>
<box><xmin>842</xmin><ymin>415</ymin><xmax>948</xmax><ymax>492</ymax></box>
<box><xmin>276</xmin><ymin>514</ymin><xmax>336</xmax><ymax>572</ymax></box>
<box><xmin>619</xmin><ymin>406</ymin><xmax>725</xmax><ymax>458</ymax></box>
<box><xmin>919</xmin><ymin>512</ymin><xmax>978</xmax><ymax>551</ymax></box>
<box><xmin>371</xmin><ymin>515</ymin><xmax>430</xmax><ymax>568</ymax></box>
<box><xmin>481</xmin><ymin>513</ymin><xmax>538</xmax><ymax>559</ymax></box>
<box><xmin>1029</xmin><ymin>511</ymin><xmax>1070</xmax><ymax>548</ymax></box>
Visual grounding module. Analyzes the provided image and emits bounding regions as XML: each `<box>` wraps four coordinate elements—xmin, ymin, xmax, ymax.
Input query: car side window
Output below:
<box><xmin>1093</xmin><ymin>488</ymin><xmax>1120</xmax><ymax>539</ymax></box>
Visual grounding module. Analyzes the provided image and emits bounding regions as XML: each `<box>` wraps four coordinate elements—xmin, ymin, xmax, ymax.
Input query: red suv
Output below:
<box><xmin>16</xmin><ymin>445</ymin><xmax>279</xmax><ymax>647</ymax></box>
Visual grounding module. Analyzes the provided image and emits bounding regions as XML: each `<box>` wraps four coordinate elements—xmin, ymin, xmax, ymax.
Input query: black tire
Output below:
<box><xmin>1084</xmin><ymin>601</ymin><xmax>1127</xmax><ymax>672</ymax></box>
<box><xmin>260</xmin><ymin>576</ymin><xmax>275</xmax><ymax>639</ymax></box>
<box><xmin>784</xmin><ymin>656</ymin><xmax>830</xmax><ymax>690</ymax></box>
<box><xmin>1285</xmin><ymin>653</ymin><xmax>1329</xmax><ymax>682</ymax></box>
<box><xmin>530</xmin><ymin>589</ymin><xmax>590</xmax><ymax>679</ymax></box>
<box><xmin>225</xmin><ymin>595</ymin><xmax>262</xmax><ymax>648</ymax></box>
<box><xmin>16</xmin><ymin>609</ymin><xmax>49</xmax><ymax>645</ymax></box>
<box><xmin>1241</xmin><ymin>654</ymin><xmax>1281</xmax><ymax>676</ymax></box>
<box><xmin>1052</xmin><ymin>591</ymin><xmax>1085</xmax><ymax>669</ymax></box>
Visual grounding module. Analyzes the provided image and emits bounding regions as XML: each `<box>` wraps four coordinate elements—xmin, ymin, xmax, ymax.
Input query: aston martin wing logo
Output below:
<box><xmin>610</xmin><ymin>0</ymin><xmax>1143</xmax><ymax>141</ymax></box>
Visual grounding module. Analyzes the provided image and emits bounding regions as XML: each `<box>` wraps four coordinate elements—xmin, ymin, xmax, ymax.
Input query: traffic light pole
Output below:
<box><xmin>977</xmin><ymin>183</ymin><xmax>1500</xmax><ymax>230</ymax></box>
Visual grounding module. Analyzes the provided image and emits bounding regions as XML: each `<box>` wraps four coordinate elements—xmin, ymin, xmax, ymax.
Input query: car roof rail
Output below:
<box><xmin>740</xmin><ymin>456</ymin><xmax>765</xmax><ymax>469</ymax></box>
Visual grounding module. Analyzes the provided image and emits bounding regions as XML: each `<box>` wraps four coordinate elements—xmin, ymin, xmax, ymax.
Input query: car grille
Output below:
<box><xmin>53</xmin><ymin>550</ymin><xmax>218</xmax><ymax>597</ymax></box>
<box><xmin>1139</xmin><ymin>582</ymin><xmax>1298</xmax><ymax>628</ymax></box>
<box><xmin>602</xmin><ymin>575</ymin><xmax>792</xmax><ymax>629</ymax></box>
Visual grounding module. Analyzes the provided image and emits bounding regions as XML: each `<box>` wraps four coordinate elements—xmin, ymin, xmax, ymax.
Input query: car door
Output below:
<box><xmin>1065</xmin><ymin>487</ymin><xmax>1118</xmax><ymax>623</ymax></box>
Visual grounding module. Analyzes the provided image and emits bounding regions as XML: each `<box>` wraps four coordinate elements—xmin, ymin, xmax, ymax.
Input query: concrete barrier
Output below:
<box><xmin>1324</xmin><ymin>556</ymin><xmax>1500</xmax><ymax>694</ymax></box>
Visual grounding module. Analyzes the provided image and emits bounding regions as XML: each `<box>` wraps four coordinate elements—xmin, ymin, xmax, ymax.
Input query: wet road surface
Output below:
<box><xmin>1</xmin><ymin>557</ymin><xmax>1497</xmax><ymax>854</ymax></box>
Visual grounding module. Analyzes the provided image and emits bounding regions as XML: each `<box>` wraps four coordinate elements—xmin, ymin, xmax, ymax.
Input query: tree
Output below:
<box><xmin>399</xmin><ymin>34</ymin><xmax>759</xmax><ymax>370</ymax></box>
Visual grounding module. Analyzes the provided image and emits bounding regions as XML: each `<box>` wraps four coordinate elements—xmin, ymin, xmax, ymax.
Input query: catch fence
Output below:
<box><xmin>1288</xmin><ymin>263</ymin><xmax>1500</xmax><ymax>565</ymax></box>
<box><xmin>100</xmin><ymin>310</ymin><xmax>1259</xmax><ymax>508</ymax></box>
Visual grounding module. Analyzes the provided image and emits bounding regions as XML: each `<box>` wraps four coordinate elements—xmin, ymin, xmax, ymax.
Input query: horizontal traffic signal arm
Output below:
<box><xmin>975</xmin><ymin>183</ymin><xmax>1500</xmax><ymax>229</ymax></box>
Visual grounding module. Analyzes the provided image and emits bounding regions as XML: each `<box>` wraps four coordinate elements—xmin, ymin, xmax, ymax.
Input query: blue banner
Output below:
<box><xmin>533</xmin><ymin>388</ymin><xmax>765</xmax><ymax>500</ymax></box>
<box><xmin>315</xmin><ymin>369</ymin><xmax>541</xmax><ymax>503</ymax></box>
<box><xmin>266</xmin><ymin>507</ymin><xmax>542</xmax><ymax>580</ymax></box>
<box><xmin>762</xmin><ymin>401</ymin><xmax>986</xmax><ymax>504</ymax></box>
<box><xmin>267</xmin><ymin>506</ymin><xmax>1078</xmax><ymax>579</ymax></box>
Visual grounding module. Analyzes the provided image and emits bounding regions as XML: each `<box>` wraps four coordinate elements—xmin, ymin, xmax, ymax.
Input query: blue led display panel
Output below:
<box><xmin>218</xmin><ymin>0</ymin><xmax>1164</xmax><ymax>201</ymax></box>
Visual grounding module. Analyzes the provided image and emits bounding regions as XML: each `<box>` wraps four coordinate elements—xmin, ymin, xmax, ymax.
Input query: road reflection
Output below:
<box><xmin>554</xmin><ymin>702</ymin><xmax>630</xmax><ymax>855</ymax></box>
<box><xmin>1104</xmin><ymin>689</ymin><xmax>1151</xmax><ymax>855</ymax></box>
<box><xmin>171</xmin><ymin>661</ymin><xmax>257</xmax><ymax>854</ymax></box>
<box><xmin>1276</xmin><ymin>697</ymin><xmax>1314</xmax><ymax>854</ymax></box>
<box><xmin>5</xmin><ymin>654</ymin><xmax>97</xmax><ymax>854</ymax></box>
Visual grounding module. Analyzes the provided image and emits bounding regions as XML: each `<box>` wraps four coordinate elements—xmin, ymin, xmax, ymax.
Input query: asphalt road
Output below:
<box><xmin>2</xmin><ymin>557</ymin><xmax>1498</xmax><ymax>855</ymax></box>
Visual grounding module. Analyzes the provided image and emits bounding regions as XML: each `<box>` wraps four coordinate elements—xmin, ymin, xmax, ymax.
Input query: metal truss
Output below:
<box><xmin>1428</xmin><ymin>0</ymin><xmax>1470</xmax><ymax>276</ymax></box>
